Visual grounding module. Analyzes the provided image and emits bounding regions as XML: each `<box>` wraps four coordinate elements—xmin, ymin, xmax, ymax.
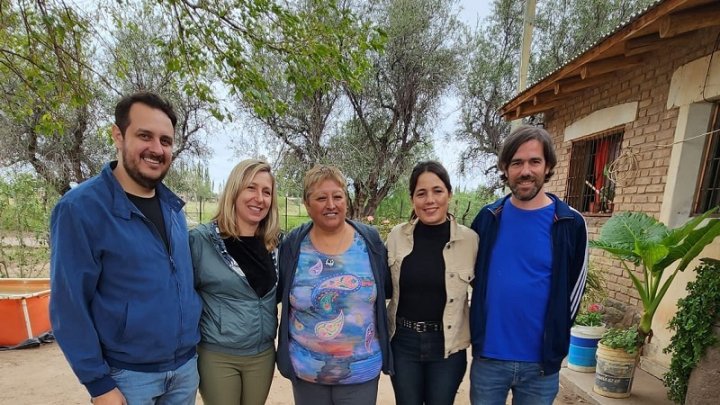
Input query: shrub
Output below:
<box><xmin>663</xmin><ymin>258</ymin><xmax>720</xmax><ymax>404</ymax></box>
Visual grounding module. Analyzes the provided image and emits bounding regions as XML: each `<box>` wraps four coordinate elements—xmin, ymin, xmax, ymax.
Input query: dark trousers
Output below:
<box><xmin>291</xmin><ymin>376</ymin><xmax>379</xmax><ymax>405</ymax></box>
<box><xmin>390</xmin><ymin>326</ymin><xmax>467</xmax><ymax>405</ymax></box>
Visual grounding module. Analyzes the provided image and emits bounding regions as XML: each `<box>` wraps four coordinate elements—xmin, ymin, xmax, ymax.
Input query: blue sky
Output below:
<box><xmin>206</xmin><ymin>0</ymin><xmax>493</xmax><ymax>191</ymax></box>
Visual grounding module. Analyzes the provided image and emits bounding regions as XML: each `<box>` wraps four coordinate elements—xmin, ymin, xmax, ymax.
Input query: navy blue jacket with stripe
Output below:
<box><xmin>469</xmin><ymin>193</ymin><xmax>588</xmax><ymax>375</ymax></box>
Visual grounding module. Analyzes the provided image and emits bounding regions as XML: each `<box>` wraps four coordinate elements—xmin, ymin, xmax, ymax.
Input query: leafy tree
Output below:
<box><xmin>531</xmin><ymin>0</ymin><xmax>656</xmax><ymax>81</ymax></box>
<box><xmin>338</xmin><ymin>0</ymin><xmax>464</xmax><ymax>218</ymax></box>
<box><xmin>158</xmin><ymin>0</ymin><xmax>382</xmax><ymax>121</ymax></box>
<box><xmin>456</xmin><ymin>0</ymin><xmax>657</xmax><ymax>188</ymax></box>
<box><xmin>0</xmin><ymin>173</ymin><xmax>58</xmax><ymax>278</ymax></box>
<box><xmin>0</xmin><ymin>0</ymin><xmax>217</xmax><ymax>195</ymax></box>
<box><xmin>231</xmin><ymin>0</ymin><xmax>463</xmax><ymax>218</ymax></box>
<box><xmin>456</xmin><ymin>0</ymin><xmax>522</xmax><ymax>189</ymax></box>
<box><xmin>0</xmin><ymin>0</ymin><xmax>109</xmax><ymax>194</ymax></box>
<box><xmin>103</xmin><ymin>0</ymin><xmax>214</xmax><ymax>162</ymax></box>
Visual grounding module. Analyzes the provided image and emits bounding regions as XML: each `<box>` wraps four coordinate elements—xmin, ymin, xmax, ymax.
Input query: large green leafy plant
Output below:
<box><xmin>590</xmin><ymin>209</ymin><xmax>720</xmax><ymax>345</ymax></box>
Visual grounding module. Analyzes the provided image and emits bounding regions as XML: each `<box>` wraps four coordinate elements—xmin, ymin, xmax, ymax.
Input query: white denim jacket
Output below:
<box><xmin>386</xmin><ymin>218</ymin><xmax>479</xmax><ymax>358</ymax></box>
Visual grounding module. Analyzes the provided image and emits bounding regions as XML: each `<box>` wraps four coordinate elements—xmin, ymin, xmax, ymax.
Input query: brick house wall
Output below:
<box><xmin>539</xmin><ymin>26</ymin><xmax>720</xmax><ymax>311</ymax></box>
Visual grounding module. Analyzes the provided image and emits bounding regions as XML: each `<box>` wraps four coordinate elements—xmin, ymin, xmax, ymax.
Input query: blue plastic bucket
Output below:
<box><xmin>567</xmin><ymin>326</ymin><xmax>604</xmax><ymax>372</ymax></box>
<box><xmin>568</xmin><ymin>335</ymin><xmax>601</xmax><ymax>372</ymax></box>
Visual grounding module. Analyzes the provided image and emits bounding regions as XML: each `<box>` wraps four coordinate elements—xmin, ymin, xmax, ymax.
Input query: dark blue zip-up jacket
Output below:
<box><xmin>49</xmin><ymin>162</ymin><xmax>202</xmax><ymax>397</ymax></box>
<box><xmin>469</xmin><ymin>193</ymin><xmax>588</xmax><ymax>375</ymax></box>
<box><xmin>276</xmin><ymin>220</ymin><xmax>394</xmax><ymax>380</ymax></box>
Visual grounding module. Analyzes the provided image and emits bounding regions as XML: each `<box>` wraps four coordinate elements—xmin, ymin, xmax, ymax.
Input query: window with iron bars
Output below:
<box><xmin>694</xmin><ymin>103</ymin><xmax>720</xmax><ymax>214</ymax></box>
<box><xmin>565</xmin><ymin>129</ymin><xmax>623</xmax><ymax>214</ymax></box>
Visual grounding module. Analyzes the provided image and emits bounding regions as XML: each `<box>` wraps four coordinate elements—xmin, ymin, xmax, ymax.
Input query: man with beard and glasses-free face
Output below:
<box><xmin>468</xmin><ymin>125</ymin><xmax>588</xmax><ymax>405</ymax></box>
<box><xmin>49</xmin><ymin>92</ymin><xmax>202</xmax><ymax>405</ymax></box>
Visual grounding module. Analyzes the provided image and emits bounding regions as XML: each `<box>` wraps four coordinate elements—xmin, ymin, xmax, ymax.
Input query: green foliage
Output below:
<box><xmin>663</xmin><ymin>259</ymin><xmax>720</xmax><ymax>404</ymax></box>
<box><xmin>165</xmin><ymin>161</ymin><xmax>215</xmax><ymax>200</ymax></box>
<box><xmin>575</xmin><ymin>311</ymin><xmax>603</xmax><ymax>327</ymax></box>
<box><xmin>0</xmin><ymin>174</ymin><xmax>57</xmax><ymax>278</ymax></box>
<box><xmin>0</xmin><ymin>0</ymin><xmax>109</xmax><ymax>194</ymax></box>
<box><xmin>159</xmin><ymin>0</ymin><xmax>383</xmax><ymax>120</ymax></box>
<box><xmin>450</xmin><ymin>187</ymin><xmax>496</xmax><ymax>226</ymax></box>
<box><xmin>581</xmin><ymin>261</ymin><xmax>607</xmax><ymax>310</ymax></box>
<box><xmin>104</xmin><ymin>1</ymin><xmax>215</xmax><ymax>162</ymax></box>
<box><xmin>600</xmin><ymin>327</ymin><xmax>641</xmax><ymax>354</ymax></box>
<box><xmin>590</xmin><ymin>210</ymin><xmax>720</xmax><ymax>340</ymax></box>
<box><xmin>531</xmin><ymin>0</ymin><xmax>657</xmax><ymax>81</ymax></box>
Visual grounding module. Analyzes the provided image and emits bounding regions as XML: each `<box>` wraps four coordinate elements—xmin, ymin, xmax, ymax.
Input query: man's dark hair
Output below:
<box><xmin>409</xmin><ymin>160</ymin><xmax>453</xmax><ymax>196</ymax></box>
<box><xmin>498</xmin><ymin>125</ymin><xmax>557</xmax><ymax>183</ymax></box>
<box><xmin>114</xmin><ymin>92</ymin><xmax>177</xmax><ymax>135</ymax></box>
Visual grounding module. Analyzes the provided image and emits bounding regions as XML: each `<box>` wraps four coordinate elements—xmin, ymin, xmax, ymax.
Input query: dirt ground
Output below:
<box><xmin>0</xmin><ymin>342</ymin><xmax>585</xmax><ymax>404</ymax></box>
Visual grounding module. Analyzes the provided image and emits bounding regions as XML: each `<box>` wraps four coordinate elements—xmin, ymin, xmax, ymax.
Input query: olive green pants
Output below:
<box><xmin>197</xmin><ymin>345</ymin><xmax>275</xmax><ymax>405</ymax></box>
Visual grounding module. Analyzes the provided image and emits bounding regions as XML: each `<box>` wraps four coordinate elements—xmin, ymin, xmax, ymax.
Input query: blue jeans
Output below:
<box><xmin>469</xmin><ymin>357</ymin><xmax>559</xmax><ymax>405</ymax></box>
<box><xmin>109</xmin><ymin>354</ymin><xmax>199</xmax><ymax>405</ymax></box>
<box><xmin>390</xmin><ymin>326</ymin><xmax>467</xmax><ymax>405</ymax></box>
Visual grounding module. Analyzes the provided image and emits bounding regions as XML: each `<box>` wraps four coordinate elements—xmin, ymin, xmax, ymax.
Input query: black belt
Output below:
<box><xmin>397</xmin><ymin>317</ymin><xmax>442</xmax><ymax>333</ymax></box>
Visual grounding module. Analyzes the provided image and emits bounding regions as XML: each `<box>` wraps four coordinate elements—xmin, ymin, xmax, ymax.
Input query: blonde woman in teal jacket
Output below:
<box><xmin>189</xmin><ymin>159</ymin><xmax>281</xmax><ymax>405</ymax></box>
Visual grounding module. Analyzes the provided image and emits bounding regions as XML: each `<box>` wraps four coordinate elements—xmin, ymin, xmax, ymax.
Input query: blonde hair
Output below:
<box><xmin>303</xmin><ymin>164</ymin><xmax>347</xmax><ymax>203</ymax></box>
<box><xmin>214</xmin><ymin>159</ymin><xmax>280</xmax><ymax>250</ymax></box>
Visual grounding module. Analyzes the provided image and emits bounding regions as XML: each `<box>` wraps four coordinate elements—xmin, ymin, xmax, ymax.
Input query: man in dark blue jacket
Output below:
<box><xmin>469</xmin><ymin>125</ymin><xmax>588</xmax><ymax>405</ymax></box>
<box><xmin>50</xmin><ymin>92</ymin><xmax>202</xmax><ymax>405</ymax></box>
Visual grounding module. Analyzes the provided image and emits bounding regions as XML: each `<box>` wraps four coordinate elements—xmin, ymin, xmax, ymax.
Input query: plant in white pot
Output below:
<box><xmin>589</xmin><ymin>208</ymin><xmax>720</xmax><ymax>397</ymax></box>
<box><xmin>568</xmin><ymin>303</ymin><xmax>606</xmax><ymax>372</ymax></box>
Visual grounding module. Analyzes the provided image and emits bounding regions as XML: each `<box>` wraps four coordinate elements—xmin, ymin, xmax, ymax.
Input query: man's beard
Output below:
<box><xmin>122</xmin><ymin>149</ymin><xmax>169</xmax><ymax>190</ymax></box>
<box><xmin>509</xmin><ymin>175</ymin><xmax>544</xmax><ymax>201</ymax></box>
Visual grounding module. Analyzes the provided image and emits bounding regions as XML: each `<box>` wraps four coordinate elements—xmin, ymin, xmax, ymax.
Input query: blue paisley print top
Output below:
<box><xmin>288</xmin><ymin>232</ymin><xmax>382</xmax><ymax>384</ymax></box>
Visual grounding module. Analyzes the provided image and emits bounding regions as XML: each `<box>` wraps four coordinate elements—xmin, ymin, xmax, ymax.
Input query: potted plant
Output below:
<box><xmin>594</xmin><ymin>327</ymin><xmax>641</xmax><ymax>398</ymax></box>
<box><xmin>568</xmin><ymin>303</ymin><xmax>606</xmax><ymax>372</ymax></box>
<box><xmin>599</xmin><ymin>185</ymin><xmax>615</xmax><ymax>213</ymax></box>
<box><xmin>589</xmin><ymin>208</ymin><xmax>720</xmax><ymax>397</ymax></box>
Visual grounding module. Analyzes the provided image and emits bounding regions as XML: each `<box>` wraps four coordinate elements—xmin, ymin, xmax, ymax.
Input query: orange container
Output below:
<box><xmin>0</xmin><ymin>278</ymin><xmax>51</xmax><ymax>346</ymax></box>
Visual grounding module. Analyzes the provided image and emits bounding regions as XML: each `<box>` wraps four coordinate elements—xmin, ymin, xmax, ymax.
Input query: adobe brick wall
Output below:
<box><xmin>541</xmin><ymin>26</ymin><xmax>720</xmax><ymax>309</ymax></box>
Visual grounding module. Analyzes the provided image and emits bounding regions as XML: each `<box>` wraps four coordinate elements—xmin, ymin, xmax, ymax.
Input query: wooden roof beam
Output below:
<box><xmin>500</xmin><ymin>0</ymin><xmax>692</xmax><ymax>115</ymax></box>
<box><xmin>580</xmin><ymin>55</ymin><xmax>644</xmax><ymax>79</ymax></box>
<box><xmin>515</xmin><ymin>100</ymin><xmax>564</xmax><ymax>119</ymax></box>
<box><xmin>555</xmin><ymin>73</ymin><xmax>616</xmax><ymax>95</ymax></box>
<box><xmin>624</xmin><ymin>33</ymin><xmax>662</xmax><ymax>56</ymax></box>
<box><xmin>624</xmin><ymin>31</ymin><xmax>694</xmax><ymax>56</ymax></box>
<box><xmin>659</xmin><ymin>3</ymin><xmax>720</xmax><ymax>38</ymax></box>
<box><xmin>533</xmin><ymin>91</ymin><xmax>556</xmax><ymax>106</ymax></box>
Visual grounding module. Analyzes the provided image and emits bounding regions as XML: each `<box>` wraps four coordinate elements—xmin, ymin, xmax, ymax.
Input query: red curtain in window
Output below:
<box><xmin>594</xmin><ymin>139</ymin><xmax>610</xmax><ymax>206</ymax></box>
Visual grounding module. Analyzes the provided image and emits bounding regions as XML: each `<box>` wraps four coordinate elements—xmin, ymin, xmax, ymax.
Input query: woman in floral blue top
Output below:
<box><xmin>276</xmin><ymin>164</ymin><xmax>393</xmax><ymax>405</ymax></box>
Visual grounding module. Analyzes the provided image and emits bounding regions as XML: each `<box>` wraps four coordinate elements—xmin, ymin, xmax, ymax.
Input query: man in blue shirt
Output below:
<box><xmin>50</xmin><ymin>92</ymin><xmax>202</xmax><ymax>405</ymax></box>
<box><xmin>469</xmin><ymin>125</ymin><xmax>588</xmax><ymax>405</ymax></box>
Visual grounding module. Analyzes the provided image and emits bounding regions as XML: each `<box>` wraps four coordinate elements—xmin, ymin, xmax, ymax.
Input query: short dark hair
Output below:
<box><xmin>498</xmin><ymin>125</ymin><xmax>557</xmax><ymax>183</ymax></box>
<box><xmin>114</xmin><ymin>92</ymin><xmax>177</xmax><ymax>135</ymax></box>
<box><xmin>409</xmin><ymin>160</ymin><xmax>453</xmax><ymax>196</ymax></box>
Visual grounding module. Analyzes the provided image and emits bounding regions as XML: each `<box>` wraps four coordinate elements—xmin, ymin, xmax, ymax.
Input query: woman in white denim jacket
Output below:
<box><xmin>386</xmin><ymin>161</ymin><xmax>479</xmax><ymax>405</ymax></box>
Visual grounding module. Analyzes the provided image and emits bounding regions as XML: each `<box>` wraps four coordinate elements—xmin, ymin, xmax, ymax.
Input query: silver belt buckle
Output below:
<box><xmin>415</xmin><ymin>321</ymin><xmax>427</xmax><ymax>332</ymax></box>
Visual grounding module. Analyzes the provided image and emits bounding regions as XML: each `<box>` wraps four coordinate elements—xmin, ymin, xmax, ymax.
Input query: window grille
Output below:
<box><xmin>694</xmin><ymin>103</ymin><xmax>720</xmax><ymax>214</ymax></box>
<box><xmin>565</xmin><ymin>129</ymin><xmax>623</xmax><ymax>214</ymax></box>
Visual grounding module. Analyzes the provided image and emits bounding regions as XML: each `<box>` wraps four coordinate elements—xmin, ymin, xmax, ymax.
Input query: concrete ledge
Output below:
<box><xmin>560</xmin><ymin>365</ymin><xmax>673</xmax><ymax>405</ymax></box>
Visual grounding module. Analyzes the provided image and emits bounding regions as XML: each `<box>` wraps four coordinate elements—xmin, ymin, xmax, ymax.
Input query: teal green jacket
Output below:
<box><xmin>190</xmin><ymin>222</ymin><xmax>278</xmax><ymax>356</ymax></box>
